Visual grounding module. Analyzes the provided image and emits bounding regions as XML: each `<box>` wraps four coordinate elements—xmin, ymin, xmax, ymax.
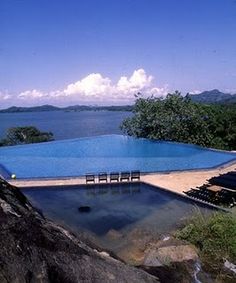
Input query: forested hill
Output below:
<box><xmin>1</xmin><ymin>90</ymin><xmax>236</xmax><ymax>113</ymax></box>
<box><xmin>188</xmin><ymin>89</ymin><xmax>236</xmax><ymax>104</ymax></box>
<box><xmin>0</xmin><ymin>104</ymin><xmax>133</xmax><ymax>113</ymax></box>
<box><xmin>0</xmin><ymin>105</ymin><xmax>60</xmax><ymax>113</ymax></box>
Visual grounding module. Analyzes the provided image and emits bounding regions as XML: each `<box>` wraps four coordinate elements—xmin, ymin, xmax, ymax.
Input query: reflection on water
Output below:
<box><xmin>22</xmin><ymin>183</ymin><xmax>214</xmax><ymax>256</ymax></box>
<box><xmin>86</xmin><ymin>184</ymin><xmax>141</xmax><ymax>196</ymax></box>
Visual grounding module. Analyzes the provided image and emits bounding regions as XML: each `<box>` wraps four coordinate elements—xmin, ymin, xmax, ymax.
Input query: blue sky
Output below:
<box><xmin>0</xmin><ymin>0</ymin><xmax>236</xmax><ymax>107</ymax></box>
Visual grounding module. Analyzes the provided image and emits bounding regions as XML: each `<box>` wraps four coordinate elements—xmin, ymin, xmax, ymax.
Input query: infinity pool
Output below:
<box><xmin>22</xmin><ymin>183</ymin><xmax>214</xmax><ymax>255</ymax></box>
<box><xmin>0</xmin><ymin>135</ymin><xmax>235</xmax><ymax>179</ymax></box>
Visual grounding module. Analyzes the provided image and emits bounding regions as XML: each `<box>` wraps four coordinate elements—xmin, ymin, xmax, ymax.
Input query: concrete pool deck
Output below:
<box><xmin>9</xmin><ymin>162</ymin><xmax>236</xmax><ymax>198</ymax></box>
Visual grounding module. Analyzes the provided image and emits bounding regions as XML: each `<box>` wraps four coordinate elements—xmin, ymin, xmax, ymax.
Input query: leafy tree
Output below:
<box><xmin>0</xmin><ymin>126</ymin><xmax>54</xmax><ymax>146</ymax></box>
<box><xmin>121</xmin><ymin>92</ymin><xmax>236</xmax><ymax>150</ymax></box>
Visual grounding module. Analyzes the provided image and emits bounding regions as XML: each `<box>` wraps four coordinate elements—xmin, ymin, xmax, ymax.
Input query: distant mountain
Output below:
<box><xmin>188</xmin><ymin>89</ymin><xmax>236</xmax><ymax>104</ymax></box>
<box><xmin>2</xmin><ymin>90</ymin><xmax>236</xmax><ymax>113</ymax></box>
<box><xmin>0</xmin><ymin>105</ymin><xmax>60</xmax><ymax>113</ymax></box>
<box><xmin>221</xmin><ymin>95</ymin><xmax>236</xmax><ymax>105</ymax></box>
<box><xmin>0</xmin><ymin>104</ymin><xmax>133</xmax><ymax>113</ymax></box>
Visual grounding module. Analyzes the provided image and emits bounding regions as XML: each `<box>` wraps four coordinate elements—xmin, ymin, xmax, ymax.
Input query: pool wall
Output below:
<box><xmin>2</xmin><ymin>158</ymin><xmax>236</xmax><ymax>181</ymax></box>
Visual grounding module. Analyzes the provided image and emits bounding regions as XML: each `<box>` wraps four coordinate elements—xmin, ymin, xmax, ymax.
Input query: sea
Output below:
<box><xmin>0</xmin><ymin>110</ymin><xmax>132</xmax><ymax>140</ymax></box>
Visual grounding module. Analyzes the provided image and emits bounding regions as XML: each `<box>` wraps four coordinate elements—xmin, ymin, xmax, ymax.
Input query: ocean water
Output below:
<box><xmin>0</xmin><ymin>110</ymin><xmax>132</xmax><ymax>140</ymax></box>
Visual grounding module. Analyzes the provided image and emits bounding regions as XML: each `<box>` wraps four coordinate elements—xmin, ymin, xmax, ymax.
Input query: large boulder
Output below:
<box><xmin>0</xmin><ymin>179</ymin><xmax>158</xmax><ymax>283</ymax></box>
<box><xmin>142</xmin><ymin>237</ymin><xmax>199</xmax><ymax>283</ymax></box>
<box><xmin>143</xmin><ymin>237</ymin><xmax>198</xmax><ymax>266</ymax></box>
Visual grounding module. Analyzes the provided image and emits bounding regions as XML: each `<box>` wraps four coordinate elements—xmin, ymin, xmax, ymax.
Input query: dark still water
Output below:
<box><xmin>0</xmin><ymin>110</ymin><xmax>132</xmax><ymax>140</ymax></box>
<box><xmin>22</xmin><ymin>183</ymin><xmax>213</xmax><ymax>254</ymax></box>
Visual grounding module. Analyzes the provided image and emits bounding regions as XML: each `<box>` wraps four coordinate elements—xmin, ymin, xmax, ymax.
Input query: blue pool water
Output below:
<box><xmin>0</xmin><ymin>135</ymin><xmax>236</xmax><ymax>179</ymax></box>
<box><xmin>22</xmin><ymin>183</ymin><xmax>213</xmax><ymax>253</ymax></box>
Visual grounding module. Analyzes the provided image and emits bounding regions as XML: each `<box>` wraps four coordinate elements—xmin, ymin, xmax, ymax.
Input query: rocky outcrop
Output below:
<box><xmin>141</xmin><ymin>237</ymin><xmax>199</xmax><ymax>282</ymax></box>
<box><xmin>0</xmin><ymin>179</ymin><xmax>158</xmax><ymax>283</ymax></box>
<box><xmin>104</xmin><ymin>224</ymin><xmax>205</xmax><ymax>283</ymax></box>
<box><xmin>143</xmin><ymin>237</ymin><xmax>198</xmax><ymax>267</ymax></box>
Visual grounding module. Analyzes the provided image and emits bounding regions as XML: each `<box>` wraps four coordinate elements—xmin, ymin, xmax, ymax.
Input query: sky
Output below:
<box><xmin>0</xmin><ymin>0</ymin><xmax>236</xmax><ymax>107</ymax></box>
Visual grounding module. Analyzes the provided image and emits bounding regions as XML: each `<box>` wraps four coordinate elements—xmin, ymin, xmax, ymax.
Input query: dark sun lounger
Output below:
<box><xmin>131</xmin><ymin>170</ymin><xmax>140</xmax><ymax>181</ymax></box>
<box><xmin>85</xmin><ymin>173</ymin><xmax>95</xmax><ymax>184</ymax></box>
<box><xmin>98</xmin><ymin>172</ymin><xmax>108</xmax><ymax>183</ymax></box>
<box><xmin>120</xmin><ymin>171</ymin><xmax>130</xmax><ymax>182</ymax></box>
<box><xmin>110</xmin><ymin>172</ymin><xmax>119</xmax><ymax>182</ymax></box>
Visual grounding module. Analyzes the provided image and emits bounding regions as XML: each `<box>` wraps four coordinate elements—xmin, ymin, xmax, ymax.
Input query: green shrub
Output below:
<box><xmin>176</xmin><ymin>212</ymin><xmax>236</xmax><ymax>270</ymax></box>
<box><xmin>0</xmin><ymin>126</ymin><xmax>54</xmax><ymax>146</ymax></box>
<box><xmin>121</xmin><ymin>92</ymin><xmax>236</xmax><ymax>150</ymax></box>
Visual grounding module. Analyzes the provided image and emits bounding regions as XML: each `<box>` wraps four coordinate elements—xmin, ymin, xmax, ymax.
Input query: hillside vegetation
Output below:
<box><xmin>176</xmin><ymin>212</ymin><xmax>236</xmax><ymax>282</ymax></box>
<box><xmin>121</xmin><ymin>92</ymin><xmax>236</xmax><ymax>150</ymax></box>
<box><xmin>0</xmin><ymin>126</ymin><xmax>54</xmax><ymax>146</ymax></box>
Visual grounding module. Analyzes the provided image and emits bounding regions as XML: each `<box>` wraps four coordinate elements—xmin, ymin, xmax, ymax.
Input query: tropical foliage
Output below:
<box><xmin>121</xmin><ymin>91</ymin><xmax>236</xmax><ymax>150</ymax></box>
<box><xmin>0</xmin><ymin>126</ymin><xmax>54</xmax><ymax>146</ymax></box>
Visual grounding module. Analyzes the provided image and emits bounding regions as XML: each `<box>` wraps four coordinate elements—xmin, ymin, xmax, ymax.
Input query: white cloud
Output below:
<box><xmin>18</xmin><ymin>89</ymin><xmax>45</xmax><ymax>99</ymax></box>
<box><xmin>0</xmin><ymin>91</ymin><xmax>12</xmax><ymax>100</ymax></box>
<box><xmin>64</xmin><ymin>73</ymin><xmax>112</xmax><ymax>98</ymax></box>
<box><xmin>116</xmin><ymin>69</ymin><xmax>153</xmax><ymax>94</ymax></box>
<box><xmin>0</xmin><ymin>69</ymin><xmax>168</xmax><ymax>106</ymax></box>
<box><xmin>225</xmin><ymin>88</ymin><xmax>236</xmax><ymax>94</ymax></box>
<box><xmin>190</xmin><ymin>90</ymin><xmax>201</xmax><ymax>95</ymax></box>
<box><xmin>150</xmin><ymin>85</ymin><xmax>168</xmax><ymax>96</ymax></box>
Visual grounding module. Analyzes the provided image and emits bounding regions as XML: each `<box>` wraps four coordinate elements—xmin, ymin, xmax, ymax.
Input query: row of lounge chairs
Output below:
<box><xmin>209</xmin><ymin>172</ymin><xmax>236</xmax><ymax>191</ymax></box>
<box><xmin>184</xmin><ymin>170</ymin><xmax>236</xmax><ymax>207</ymax></box>
<box><xmin>184</xmin><ymin>187</ymin><xmax>235</xmax><ymax>207</ymax></box>
<box><xmin>85</xmin><ymin>171</ymin><xmax>140</xmax><ymax>184</ymax></box>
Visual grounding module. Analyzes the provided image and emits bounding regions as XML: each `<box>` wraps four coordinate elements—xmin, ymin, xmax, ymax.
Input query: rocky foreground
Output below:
<box><xmin>0</xmin><ymin>179</ymin><xmax>158</xmax><ymax>283</ymax></box>
<box><xmin>3</xmin><ymin>178</ymin><xmax>234</xmax><ymax>282</ymax></box>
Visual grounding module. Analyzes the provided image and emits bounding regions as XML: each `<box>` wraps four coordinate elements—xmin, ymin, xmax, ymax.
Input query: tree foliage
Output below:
<box><xmin>121</xmin><ymin>92</ymin><xmax>236</xmax><ymax>150</ymax></box>
<box><xmin>0</xmin><ymin>126</ymin><xmax>54</xmax><ymax>146</ymax></box>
